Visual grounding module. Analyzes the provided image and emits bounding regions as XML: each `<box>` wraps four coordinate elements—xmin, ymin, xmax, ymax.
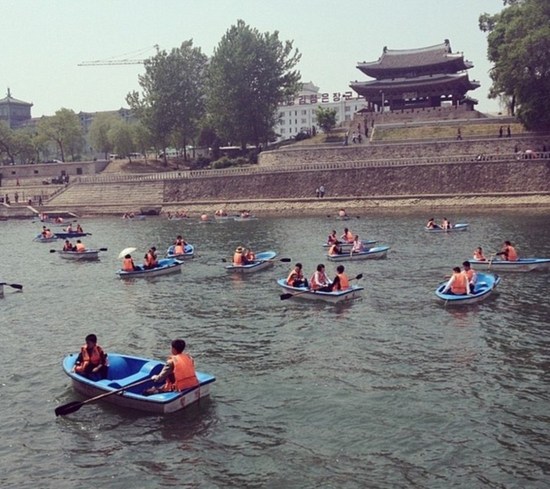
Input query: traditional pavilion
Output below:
<box><xmin>350</xmin><ymin>40</ymin><xmax>480</xmax><ymax>112</ymax></box>
<box><xmin>0</xmin><ymin>88</ymin><xmax>33</xmax><ymax>128</ymax></box>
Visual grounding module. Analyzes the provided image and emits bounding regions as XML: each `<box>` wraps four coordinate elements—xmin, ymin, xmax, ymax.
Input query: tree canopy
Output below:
<box><xmin>480</xmin><ymin>0</ymin><xmax>550</xmax><ymax>129</ymax></box>
<box><xmin>127</xmin><ymin>41</ymin><xmax>208</xmax><ymax>163</ymax></box>
<box><xmin>37</xmin><ymin>108</ymin><xmax>83</xmax><ymax>162</ymax></box>
<box><xmin>207</xmin><ymin>20</ymin><xmax>301</xmax><ymax>149</ymax></box>
<box><xmin>315</xmin><ymin>106</ymin><xmax>337</xmax><ymax>133</ymax></box>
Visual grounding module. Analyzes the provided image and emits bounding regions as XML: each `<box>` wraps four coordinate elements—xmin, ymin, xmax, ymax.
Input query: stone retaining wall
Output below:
<box><xmin>164</xmin><ymin>158</ymin><xmax>550</xmax><ymax>201</ymax></box>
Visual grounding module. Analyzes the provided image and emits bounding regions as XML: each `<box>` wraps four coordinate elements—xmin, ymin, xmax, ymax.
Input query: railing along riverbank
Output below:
<box><xmin>73</xmin><ymin>152</ymin><xmax>546</xmax><ymax>185</ymax></box>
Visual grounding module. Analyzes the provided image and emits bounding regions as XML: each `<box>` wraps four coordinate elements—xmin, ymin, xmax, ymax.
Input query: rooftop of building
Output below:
<box><xmin>357</xmin><ymin>40</ymin><xmax>472</xmax><ymax>75</ymax></box>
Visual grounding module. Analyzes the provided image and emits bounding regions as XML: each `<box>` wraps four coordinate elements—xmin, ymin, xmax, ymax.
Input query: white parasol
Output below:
<box><xmin>118</xmin><ymin>247</ymin><xmax>137</xmax><ymax>259</ymax></box>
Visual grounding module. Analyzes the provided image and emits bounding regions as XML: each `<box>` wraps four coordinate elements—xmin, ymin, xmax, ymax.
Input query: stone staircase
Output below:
<box><xmin>46</xmin><ymin>180</ymin><xmax>165</xmax><ymax>213</ymax></box>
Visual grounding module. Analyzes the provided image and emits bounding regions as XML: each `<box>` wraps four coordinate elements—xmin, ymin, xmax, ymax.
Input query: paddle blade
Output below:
<box><xmin>355</xmin><ymin>273</ymin><xmax>364</xmax><ymax>280</ymax></box>
<box><xmin>221</xmin><ymin>258</ymin><xmax>228</xmax><ymax>262</ymax></box>
<box><xmin>280</xmin><ymin>293</ymin><xmax>294</xmax><ymax>300</ymax></box>
<box><xmin>99</xmin><ymin>248</ymin><xmax>108</xmax><ymax>252</ymax></box>
<box><xmin>280</xmin><ymin>258</ymin><xmax>291</xmax><ymax>262</ymax></box>
<box><xmin>8</xmin><ymin>283</ymin><xmax>23</xmax><ymax>290</ymax></box>
<box><xmin>49</xmin><ymin>249</ymin><xmax>57</xmax><ymax>253</ymax></box>
<box><xmin>55</xmin><ymin>400</ymin><xmax>83</xmax><ymax>417</ymax></box>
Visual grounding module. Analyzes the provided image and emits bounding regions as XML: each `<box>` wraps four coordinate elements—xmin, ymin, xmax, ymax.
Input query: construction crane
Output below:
<box><xmin>78</xmin><ymin>45</ymin><xmax>159</xmax><ymax>66</ymax></box>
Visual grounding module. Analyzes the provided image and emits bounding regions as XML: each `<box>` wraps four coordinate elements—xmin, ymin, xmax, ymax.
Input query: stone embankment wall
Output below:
<box><xmin>164</xmin><ymin>158</ymin><xmax>550</xmax><ymax>201</ymax></box>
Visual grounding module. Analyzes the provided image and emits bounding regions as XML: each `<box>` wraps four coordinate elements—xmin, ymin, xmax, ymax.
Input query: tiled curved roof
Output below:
<box><xmin>357</xmin><ymin>41</ymin><xmax>471</xmax><ymax>76</ymax></box>
<box><xmin>350</xmin><ymin>73</ymin><xmax>480</xmax><ymax>95</ymax></box>
<box><xmin>0</xmin><ymin>95</ymin><xmax>33</xmax><ymax>106</ymax></box>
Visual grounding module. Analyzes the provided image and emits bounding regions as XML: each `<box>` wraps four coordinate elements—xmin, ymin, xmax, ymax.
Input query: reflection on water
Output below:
<box><xmin>1</xmin><ymin>211</ymin><xmax>550</xmax><ymax>488</ymax></box>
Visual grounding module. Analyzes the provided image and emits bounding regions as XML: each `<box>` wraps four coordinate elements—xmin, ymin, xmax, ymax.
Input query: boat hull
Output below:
<box><xmin>58</xmin><ymin>250</ymin><xmax>100</xmax><ymax>261</ymax></box>
<box><xmin>61</xmin><ymin>353</ymin><xmax>215</xmax><ymax>414</ymax></box>
<box><xmin>424</xmin><ymin>223</ymin><xmax>469</xmax><ymax>233</ymax></box>
<box><xmin>435</xmin><ymin>272</ymin><xmax>501</xmax><ymax>305</ymax></box>
<box><xmin>33</xmin><ymin>235</ymin><xmax>58</xmax><ymax>243</ymax></box>
<box><xmin>54</xmin><ymin>232</ymin><xmax>91</xmax><ymax>239</ymax></box>
<box><xmin>225</xmin><ymin>251</ymin><xmax>276</xmax><ymax>273</ymax></box>
<box><xmin>117</xmin><ymin>258</ymin><xmax>183</xmax><ymax>278</ymax></box>
<box><xmin>471</xmin><ymin>258</ymin><xmax>550</xmax><ymax>272</ymax></box>
<box><xmin>322</xmin><ymin>240</ymin><xmax>376</xmax><ymax>251</ymax></box>
<box><xmin>166</xmin><ymin>244</ymin><xmax>195</xmax><ymax>260</ymax></box>
<box><xmin>327</xmin><ymin>246</ymin><xmax>389</xmax><ymax>261</ymax></box>
<box><xmin>277</xmin><ymin>278</ymin><xmax>363</xmax><ymax>303</ymax></box>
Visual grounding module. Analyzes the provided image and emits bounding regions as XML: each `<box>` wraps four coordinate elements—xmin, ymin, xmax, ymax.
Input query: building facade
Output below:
<box><xmin>350</xmin><ymin>40</ymin><xmax>480</xmax><ymax>112</ymax></box>
<box><xmin>275</xmin><ymin>82</ymin><xmax>367</xmax><ymax>141</ymax></box>
<box><xmin>0</xmin><ymin>89</ymin><xmax>33</xmax><ymax>128</ymax></box>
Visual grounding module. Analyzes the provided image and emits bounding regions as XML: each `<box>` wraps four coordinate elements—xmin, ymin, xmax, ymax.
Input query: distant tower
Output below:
<box><xmin>0</xmin><ymin>88</ymin><xmax>33</xmax><ymax>128</ymax></box>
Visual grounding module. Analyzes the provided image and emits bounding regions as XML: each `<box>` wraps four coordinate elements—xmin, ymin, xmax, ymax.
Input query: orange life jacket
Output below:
<box><xmin>174</xmin><ymin>244</ymin><xmax>184</xmax><ymax>255</ymax></box>
<box><xmin>506</xmin><ymin>245</ymin><xmax>518</xmax><ymax>261</ymax></box>
<box><xmin>164</xmin><ymin>353</ymin><xmax>198</xmax><ymax>391</ymax></box>
<box><xmin>344</xmin><ymin>231</ymin><xmax>353</xmax><ymax>243</ymax></box>
<box><xmin>246</xmin><ymin>251</ymin><xmax>255</xmax><ymax>261</ymax></box>
<box><xmin>123</xmin><ymin>258</ymin><xmax>135</xmax><ymax>271</ymax></box>
<box><xmin>233</xmin><ymin>252</ymin><xmax>244</xmax><ymax>265</ymax></box>
<box><xmin>335</xmin><ymin>272</ymin><xmax>350</xmax><ymax>290</ymax></box>
<box><xmin>286</xmin><ymin>269</ymin><xmax>303</xmax><ymax>286</ymax></box>
<box><xmin>76</xmin><ymin>242</ymin><xmax>85</xmax><ymax>252</ymax></box>
<box><xmin>75</xmin><ymin>345</ymin><xmax>105</xmax><ymax>373</ymax></box>
<box><xmin>145</xmin><ymin>252</ymin><xmax>157</xmax><ymax>267</ymax></box>
<box><xmin>451</xmin><ymin>272</ymin><xmax>468</xmax><ymax>294</ymax></box>
<box><xmin>473</xmin><ymin>251</ymin><xmax>485</xmax><ymax>261</ymax></box>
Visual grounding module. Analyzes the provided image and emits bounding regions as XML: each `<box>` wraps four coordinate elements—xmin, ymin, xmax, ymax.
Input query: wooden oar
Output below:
<box><xmin>222</xmin><ymin>257</ymin><xmax>291</xmax><ymax>263</ymax></box>
<box><xmin>280</xmin><ymin>273</ymin><xmax>363</xmax><ymax>300</ymax></box>
<box><xmin>50</xmin><ymin>248</ymin><xmax>108</xmax><ymax>253</ymax></box>
<box><xmin>0</xmin><ymin>282</ymin><xmax>23</xmax><ymax>290</ymax></box>
<box><xmin>54</xmin><ymin>377</ymin><xmax>151</xmax><ymax>416</ymax></box>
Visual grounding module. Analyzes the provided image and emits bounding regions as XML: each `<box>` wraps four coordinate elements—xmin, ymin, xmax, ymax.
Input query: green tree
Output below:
<box><xmin>207</xmin><ymin>20</ymin><xmax>301</xmax><ymax>150</ymax></box>
<box><xmin>479</xmin><ymin>0</ymin><xmax>550</xmax><ymax>129</ymax></box>
<box><xmin>89</xmin><ymin>113</ymin><xmax>118</xmax><ymax>159</ymax></box>
<box><xmin>0</xmin><ymin>122</ymin><xmax>34</xmax><ymax>164</ymax></box>
<box><xmin>108</xmin><ymin>120</ymin><xmax>134</xmax><ymax>161</ymax></box>
<box><xmin>315</xmin><ymin>106</ymin><xmax>338</xmax><ymax>133</ymax></box>
<box><xmin>37</xmin><ymin>108</ymin><xmax>83</xmax><ymax>161</ymax></box>
<box><xmin>127</xmin><ymin>41</ymin><xmax>208</xmax><ymax>164</ymax></box>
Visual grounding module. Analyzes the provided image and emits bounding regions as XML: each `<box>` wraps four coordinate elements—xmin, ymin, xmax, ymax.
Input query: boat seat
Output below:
<box><xmin>139</xmin><ymin>360</ymin><xmax>164</xmax><ymax>376</ymax></box>
<box><xmin>106</xmin><ymin>356</ymin><xmax>129</xmax><ymax>380</ymax></box>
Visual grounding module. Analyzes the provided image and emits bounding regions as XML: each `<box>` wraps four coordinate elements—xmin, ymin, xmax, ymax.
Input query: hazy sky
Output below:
<box><xmin>1</xmin><ymin>0</ymin><xmax>505</xmax><ymax>117</ymax></box>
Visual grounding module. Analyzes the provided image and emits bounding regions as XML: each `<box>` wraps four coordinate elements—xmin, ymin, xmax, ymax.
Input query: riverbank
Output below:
<box><xmin>160</xmin><ymin>192</ymin><xmax>550</xmax><ymax>218</ymax></box>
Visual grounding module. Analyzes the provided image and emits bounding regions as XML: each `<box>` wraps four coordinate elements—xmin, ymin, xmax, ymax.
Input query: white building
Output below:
<box><xmin>275</xmin><ymin>82</ymin><xmax>367</xmax><ymax>141</ymax></box>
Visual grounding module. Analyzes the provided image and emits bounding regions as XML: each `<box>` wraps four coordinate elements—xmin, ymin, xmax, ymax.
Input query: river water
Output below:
<box><xmin>1</xmin><ymin>210</ymin><xmax>549</xmax><ymax>489</ymax></box>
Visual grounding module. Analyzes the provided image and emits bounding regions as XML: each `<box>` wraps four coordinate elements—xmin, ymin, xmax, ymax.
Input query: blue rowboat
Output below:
<box><xmin>322</xmin><ymin>240</ymin><xmax>376</xmax><ymax>251</ymax></box>
<box><xmin>60</xmin><ymin>353</ymin><xmax>215</xmax><ymax>415</ymax></box>
<box><xmin>166</xmin><ymin>244</ymin><xmax>195</xmax><ymax>260</ymax></box>
<box><xmin>471</xmin><ymin>257</ymin><xmax>550</xmax><ymax>272</ymax></box>
<box><xmin>33</xmin><ymin>234</ymin><xmax>59</xmax><ymax>242</ymax></box>
<box><xmin>277</xmin><ymin>278</ymin><xmax>364</xmax><ymax>304</ymax></box>
<box><xmin>116</xmin><ymin>258</ymin><xmax>183</xmax><ymax>278</ymax></box>
<box><xmin>424</xmin><ymin>223</ymin><xmax>469</xmax><ymax>233</ymax></box>
<box><xmin>57</xmin><ymin>249</ymin><xmax>101</xmax><ymax>261</ymax></box>
<box><xmin>53</xmin><ymin>232</ymin><xmax>91</xmax><ymax>239</ymax></box>
<box><xmin>435</xmin><ymin>272</ymin><xmax>501</xmax><ymax>305</ymax></box>
<box><xmin>327</xmin><ymin>246</ymin><xmax>390</xmax><ymax>261</ymax></box>
<box><xmin>225</xmin><ymin>250</ymin><xmax>277</xmax><ymax>273</ymax></box>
